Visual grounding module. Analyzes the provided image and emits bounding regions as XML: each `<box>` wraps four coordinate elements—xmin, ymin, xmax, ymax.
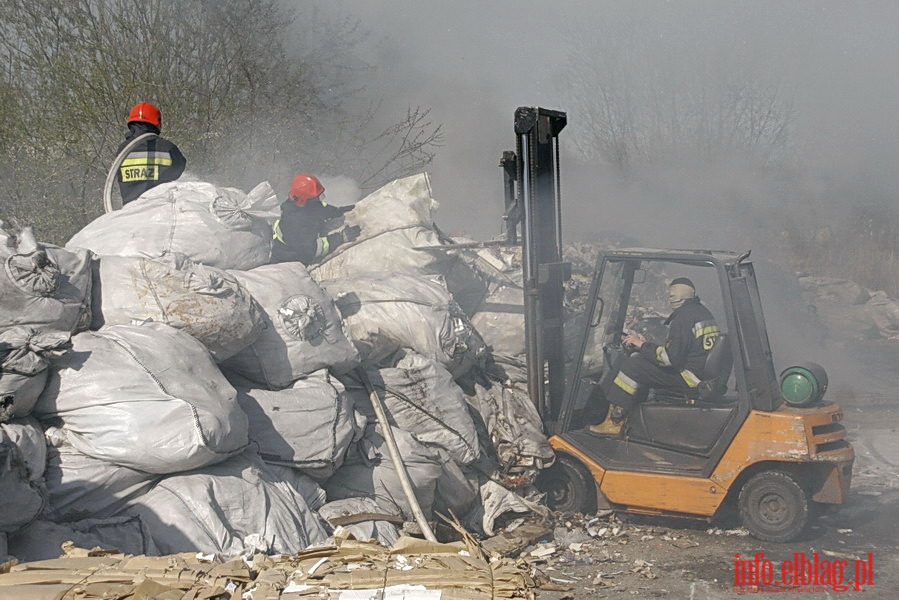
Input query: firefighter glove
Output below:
<box><xmin>341</xmin><ymin>225</ymin><xmax>361</xmax><ymax>243</ymax></box>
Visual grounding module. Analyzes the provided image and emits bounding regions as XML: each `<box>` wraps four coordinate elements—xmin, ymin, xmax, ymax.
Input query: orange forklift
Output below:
<box><xmin>502</xmin><ymin>107</ymin><xmax>854</xmax><ymax>542</ymax></box>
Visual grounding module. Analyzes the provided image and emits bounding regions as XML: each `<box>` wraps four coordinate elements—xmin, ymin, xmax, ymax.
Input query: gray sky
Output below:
<box><xmin>320</xmin><ymin>1</ymin><xmax>899</xmax><ymax>251</ymax></box>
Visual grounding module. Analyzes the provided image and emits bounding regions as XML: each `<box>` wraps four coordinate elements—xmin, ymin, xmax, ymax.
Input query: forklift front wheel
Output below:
<box><xmin>738</xmin><ymin>470</ymin><xmax>809</xmax><ymax>542</ymax></box>
<box><xmin>536</xmin><ymin>454</ymin><xmax>598</xmax><ymax>515</ymax></box>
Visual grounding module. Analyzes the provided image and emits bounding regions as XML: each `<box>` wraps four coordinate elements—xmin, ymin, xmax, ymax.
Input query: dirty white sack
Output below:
<box><xmin>227</xmin><ymin>370</ymin><xmax>363</xmax><ymax>480</ymax></box>
<box><xmin>6</xmin><ymin>516</ymin><xmax>157</xmax><ymax>562</ymax></box>
<box><xmin>120</xmin><ymin>448</ymin><xmax>328</xmax><ymax>556</ymax></box>
<box><xmin>0</xmin><ymin>417</ymin><xmax>46</xmax><ymax>533</ymax></box>
<box><xmin>91</xmin><ymin>253</ymin><xmax>265</xmax><ymax>361</ymax></box>
<box><xmin>66</xmin><ymin>181</ymin><xmax>279</xmax><ymax>270</ymax></box>
<box><xmin>346</xmin><ymin>352</ymin><xmax>481</xmax><ymax>466</ymax></box>
<box><xmin>0</xmin><ymin>328</ymin><xmax>70</xmax><ymax>422</ymax></box>
<box><xmin>1</xmin><ymin>225</ymin><xmax>93</xmax><ymax>336</ymax></box>
<box><xmin>222</xmin><ymin>262</ymin><xmax>359</xmax><ymax>389</ymax></box>
<box><xmin>43</xmin><ymin>434</ymin><xmax>161</xmax><ymax>523</ymax></box>
<box><xmin>323</xmin><ymin>272</ymin><xmax>487</xmax><ymax>378</ymax></box>
<box><xmin>34</xmin><ymin>323</ymin><xmax>249</xmax><ymax>474</ymax></box>
<box><xmin>325</xmin><ymin>423</ymin><xmax>443</xmax><ymax>521</ymax></box>
<box><xmin>309</xmin><ymin>174</ymin><xmax>458</xmax><ymax>281</ymax></box>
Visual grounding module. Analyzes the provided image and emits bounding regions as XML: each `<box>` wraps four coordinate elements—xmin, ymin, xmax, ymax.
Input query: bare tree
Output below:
<box><xmin>0</xmin><ymin>0</ymin><xmax>442</xmax><ymax>242</ymax></box>
<box><xmin>561</xmin><ymin>6</ymin><xmax>796</xmax><ymax>175</ymax></box>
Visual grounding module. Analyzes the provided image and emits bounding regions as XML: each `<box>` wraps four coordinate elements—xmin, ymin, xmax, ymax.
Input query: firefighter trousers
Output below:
<box><xmin>603</xmin><ymin>353</ymin><xmax>694</xmax><ymax>413</ymax></box>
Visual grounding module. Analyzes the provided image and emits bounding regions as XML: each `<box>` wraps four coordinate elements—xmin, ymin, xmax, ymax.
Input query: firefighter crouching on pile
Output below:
<box><xmin>117</xmin><ymin>102</ymin><xmax>187</xmax><ymax>205</ymax></box>
<box><xmin>271</xmin><ymin>174</ymin><xmax>361</xmax><ymax>265</ymax></box>
<box><xmin>590</xmin><ymin>277</ymin><xmax>721</xmax><ymax>436</ymax></box>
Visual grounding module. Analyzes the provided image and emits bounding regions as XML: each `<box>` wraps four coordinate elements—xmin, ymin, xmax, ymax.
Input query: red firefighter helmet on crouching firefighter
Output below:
<box><xmin>289</xmin><ymin>174</ymin><xmax>325</xmax><ymax>206</ymax></box>
<box><xmin>127</xmin><ymin>102</ymin><xmax>162</xmax><ymax>128</ymax></box>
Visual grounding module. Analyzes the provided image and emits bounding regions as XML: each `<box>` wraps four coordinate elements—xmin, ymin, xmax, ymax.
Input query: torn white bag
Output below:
<box><xmin>324</xmin><ymin>422</ymin><xmax>443</xmax><ymax>521</ymax></box>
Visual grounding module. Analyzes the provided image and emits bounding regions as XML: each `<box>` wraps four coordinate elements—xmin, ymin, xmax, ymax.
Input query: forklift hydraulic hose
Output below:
<box><xmin>102</xmin><ymin>132</ymin><xmax>158</xmax><ymax>213</ymax></box>
<box><xmin>357</xmin><ymin>367</ymin><xmax>438</xmax><ymax>542</ymax></box>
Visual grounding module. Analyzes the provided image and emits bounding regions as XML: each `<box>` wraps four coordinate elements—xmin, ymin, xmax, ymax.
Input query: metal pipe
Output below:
<box><xmin>358</xmin><ymin>368</ymin><xmax>438</xmax><ymax>542</ymax></box>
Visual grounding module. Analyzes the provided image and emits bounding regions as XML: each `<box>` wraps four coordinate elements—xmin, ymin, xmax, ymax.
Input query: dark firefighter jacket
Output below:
<box><xmin>116</xmin><ymin>122</ymin><xmax>187</xmax><ymax>205</ymax></box>
<box><xmin>271</xmin><ymin>199</ymin><xmax>347</xmax><ymax>265</ymax></box>
<box><xmin>638</xmin><ymin>297</ymin><xmax>720</xmax><ymax>384</ymax></box>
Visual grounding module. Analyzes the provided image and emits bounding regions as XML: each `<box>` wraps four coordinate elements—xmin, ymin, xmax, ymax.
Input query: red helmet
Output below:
<box><xmin>127</xmin><ymin>102</ymin><xmax>162</xmax><ymax>128</ymax></box>
<box><xmin>289</xmin><ymin>174</ymin><xmax>325</xmax><ymax>206</ymax></box>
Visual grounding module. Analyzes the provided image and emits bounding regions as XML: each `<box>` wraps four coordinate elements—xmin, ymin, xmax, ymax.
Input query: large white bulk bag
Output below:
<box><xmin>0</xmin><ymin>417</ymin><xmax>46</xmax><ymax>533</ymax></box>
<box><xmin>308</xmin><ymin>174</ymin><xmax>458</xmax><ymax>281</ymax></box>
<box><xmin>43</xmin><ymin>434</ymin><xmax>161</xmax><ymax>522</ymax></box>
<box><xmin>66</xmin><ymin>181</ymin><xmax>279</xmax><ymax>270</ymax></box>
<box><xmin>346</xmin><ymin>352</ymin><xmax>481</xmax><ymax>466</ymax></box>
<box><xmin>35</xmin><ymin>323</ymin><xmax>248</xmax><ymax>473</ymax></box>
<box><xmin>0</xmin><ymin>328</ymin><xmax>70</xmax><ymax>422</ymax></box>
<box><xmin>325</xmin><ymin>423</ymin><xmax>443</xmax><ymax>521</ymax></box>
<box><xmin>322</xmin><ymin>273</ymin><xmax>487</xmax><ymax>378</ymax></box>
<box><xmin>1</xmin><ymin>225</ymin><xmax>93</xmax><ymax>336</ymax></box>
<box><xmin>91</xmin><ymin>253</ymin><xmax>265</xmax><ymax>361</ymax></box>
<box><xmin>120</xmin><ymin>449</ymin><xmax>327</xmax><ymax>556</ymax></box>
<box><xmin>222</xmin><ymin>262</ymin><xmax>359</xmax><ymax>389</ymax></box>
<box><xmin>228</xmin><ymin>370</ymin><xmax>364</xmax><ymax>480</ymax></box>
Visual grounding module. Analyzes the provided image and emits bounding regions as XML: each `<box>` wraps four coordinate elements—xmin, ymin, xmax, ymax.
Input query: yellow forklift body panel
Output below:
<box><xmin>549</xmin><ymin>402</ymin><xmax>854</xmax><ymax>517</ymax></box>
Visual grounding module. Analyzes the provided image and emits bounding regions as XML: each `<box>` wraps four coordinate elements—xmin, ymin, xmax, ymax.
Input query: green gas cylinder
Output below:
<box><xmin>780</xmin><ymin>362</ymin><xmax>828</xmax><ymax>407</ymax></box>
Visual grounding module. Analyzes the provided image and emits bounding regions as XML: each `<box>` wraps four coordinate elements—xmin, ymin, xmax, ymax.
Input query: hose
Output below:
<box><xmin>102</xmin><ymin>132</ymin><xmax>158</xmax><ymax>213</ymax></box>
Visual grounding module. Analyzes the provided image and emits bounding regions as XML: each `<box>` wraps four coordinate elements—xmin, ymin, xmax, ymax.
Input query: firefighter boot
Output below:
<box><xmin>589</xmin><ymin>405</ymin><xmax>626</xmax><ymax>436</ymax></box>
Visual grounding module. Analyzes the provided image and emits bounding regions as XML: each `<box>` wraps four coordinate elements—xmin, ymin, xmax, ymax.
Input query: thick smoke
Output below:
<box><xmin>314</xmin><ymin>0</ymin><xmax>899</xmax><ymax>392</ymax></box>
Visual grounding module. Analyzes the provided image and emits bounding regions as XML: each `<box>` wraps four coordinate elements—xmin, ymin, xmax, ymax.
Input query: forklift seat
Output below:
<box><xmin>628</xmin><ymin>335</ymin><xmax>736</xmax><ymax>453</ymax></box>
<box><xmin>649</xmin><ymin>333</ymin><xmax>734</xmax><ymax>405</ymax></box>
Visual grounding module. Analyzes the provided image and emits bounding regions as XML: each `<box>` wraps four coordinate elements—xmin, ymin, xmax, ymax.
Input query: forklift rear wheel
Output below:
<box><xmin>738</xmin><ymin>470</ymin><xmax>809</xmax><ymax>542</ymax></box>
<box><xmin>536</xmin><ymin>454</ymin><xmax>597</xmax><ymax>514</ymax></box>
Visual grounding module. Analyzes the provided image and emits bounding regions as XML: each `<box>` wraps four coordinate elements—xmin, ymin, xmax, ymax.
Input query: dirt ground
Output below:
<box><xmin>520</xmin><ymin>341</ymin><xmax>899</xmax><ymax>599</ymax></box>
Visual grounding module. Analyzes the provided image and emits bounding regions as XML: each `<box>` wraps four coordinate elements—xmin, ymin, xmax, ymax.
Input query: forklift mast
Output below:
<box><xmin>502</xmin><ymin>107</ymin><xmax>570</xmax><ymax>428</ymax></box>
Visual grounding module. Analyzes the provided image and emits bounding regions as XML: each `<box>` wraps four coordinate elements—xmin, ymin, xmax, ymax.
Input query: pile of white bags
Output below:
<box><xmin>2</xmin><ymin>173</ymin><xmax>553</xmax><ymax>563</ymax></box>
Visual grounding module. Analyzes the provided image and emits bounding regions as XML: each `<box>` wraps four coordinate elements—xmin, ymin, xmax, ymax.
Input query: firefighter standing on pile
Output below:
<box><xmin>271</xmin><ymin>174</ymin><xmax>361</xmax><ymax>265</ymax></box>
<box><xmin>116</xmin><ymin>102</ymin><xmax>187</xmax><ymax>205</ymax></box>
<box><xmin>590</xmin><ymin>277</ymin><xmax>721</xmax><ymax>435</ymax></box>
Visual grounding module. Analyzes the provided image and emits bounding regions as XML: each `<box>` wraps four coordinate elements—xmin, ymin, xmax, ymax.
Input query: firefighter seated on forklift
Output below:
<box><xmin>590</xmin><ymin>277</ymin><xmax>721</xmax><ymax>435</ymax></box>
